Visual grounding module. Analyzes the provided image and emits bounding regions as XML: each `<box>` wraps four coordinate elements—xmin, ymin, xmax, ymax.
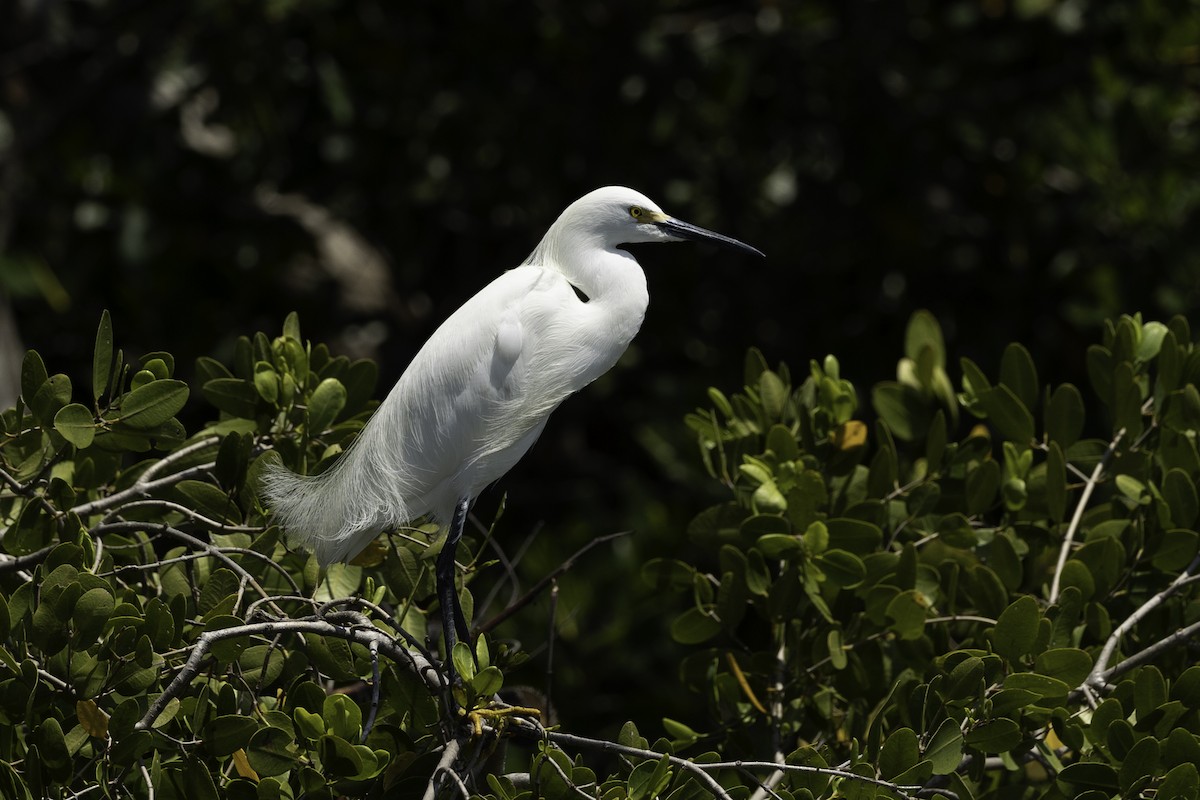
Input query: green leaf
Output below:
<box><xmin>71</xmin><ymin>586</ymin><xmax>115</xmax><ymax>644</ymax></box>
<box><xmin>670</xmin><ymin>608</ymin><xmax>721</xmax><ymax>644</ymax></box>
<box><xmin>1159</xmin><ymin>763</ymin><xmax>1200</xmax><ymax>800</ymax></box>
<box><xmin>202</xmin><ymin>378</ymin><xmax>260</xmax><ymax>418</ymax></box>
<box><xmin>825</xmin><ymin>518</ymin><xmax>883</xmax><ymax>554</ymax></box>
<box><xmin>1045</xmin><ymin>441</ymin><xmax>1067</xmax><ymax>522</ymax></box>
<box><xmin>872</xmin><ymin>382</ymin><xmax>918</xmax><ymax>441</ymax></box>
<box><xmin>906</xmin><ymin>310</ymin><xmax>946</xmax><ymax>366</ymax></box>
<box><xmin>93</xmin><ymin>310</ymin><xmax>114</xmax><ymax>402</ymax></box>
<box><xmin>117</xmin><ymin>380</ymin><xmax>189</xmax><ymax>429</ymax></box>
<box><xmin>1163</xmin><ymin>469</ymin><xmax>1200</xmax><ymax>528</ymax></box>
<box><xmin>964</xmin><ymin>718</ymin><xmax>1021</xmax><ymax>753</ymax></box>
<box><xmin>323</xmin><ymin>694</ymin><xmax>363</xmax><ymax>743</ymax></box>
<box><xmin>976</xmin><ymin>384</ymin><xmax>1036</xmax><ymax>444</ymax></box>
<box><xmin>1138</xmin><ymin>321</ymin><xmax>1169</xmax><ymax>362</ymax></box>
<box><xmin>885</xmin><ymin>591</ymin><xmax>928</xmax><ymax>640</ymax></box>
<box><xmin>294</xmin><ymin>707</ymin><xmax>326</xmax><ymax>741</ymax></box>
<box><xmin>1003</xmin><ymin>672</ymin><xmax>1070</xmax><ymax>700</ymax></box>
<box><xmin>960</xmin><ymin>356</ymin><xmax>993</xmax><ymax>401</ymax></box>
<box><xmin>966</xmin><ymin>460</ymin><xmax>1001</xmax><ymax>515</ymax></box>
<box><xmin>925</xmin><ymin>718</ymin><xmax>964</xmax><ymax>775</ymax></box>
<box><xmin>1119</xmin><ymin>736</ymin><xmax>1159</xmax><ymax>794</ymax></box>
<box><xmin>879</xmin><ymin>727</ymin><xmax>919</xmax><ymax>779</ymax></box>
<box><xmin>20</xmin><ymin>349</ymin><xmax>48</xmax><ymax>405</ymax></box>
<box><xmin>628</xmin><ymin>756</ymin><xmax>671</xmax><ymax>800</ymax></box>
<box><xmin>207</xmin><ymin>715</ymin><xmax>260</xmax><ymax>757</ymax></box>
<box><xmin>246</xmin><ymin>726</ymin><xmax>296</xmax><ymax>778</ymax></box>
<box><xmin>992</xmin><ymin>596</ymin><xmax>1040</xmax><ymax>663</ymax></box>
<box><xmin>1045</xmin><ymin>383</ymin><xmax>1086</xmax><ymax>448</ymax></box>
<box><xmin>307</xmin><ymin>378</ymin><xmax>347</xmax><ymax>432</ymax></box>
<box><xmin>54</xmin><ymin>404</ymin><xmax>96</xmax><ymax>448</ymax></box>
<box><xmin>1000</xmin><ymin>342</ymin><xmax>1039</xmax><ymax>411</ymax></box>
<box><xmin>1153</xmin><ymin>529</ymin><xmax>1199</xmax><ymax>572</ymax></box>
<box><xmin>1171</xmin><ymin>666</ymin><xmax>1200</xmax><ymax>709</ymax></box>
<box><xmin>759</xmin><ymin>371</ymin><xmax>787</xmax><ymax>421</ymax></box>
<box><xmin>662</xmin><ymin>717</ymin><xmax>701</xmax><ymax>745</ymax></box>
<box><xmin>1034</xmin><ymin>648</ymin><xmax>1092</xmax><ymax>686</ymax></box>
<box><xmin>1058</xmin><ymin>762</ymin><xmax>1119</xmax><ymax>792</ymax></box>
<box><xmin>317</xmin><ymin>734</ymin><xmax>363</xmax><ymax>777</ymax></box>
<box><xmin>1136</xmin><ymin>666</ymin><xmax>1167</xmax><ymax>720</ymax></box>
<box><xmin>451</xmin><ymin>641</ymin><xmax>477</xmax><ymax>683</ymax></box>
<box><xmin>816</xmin><ymin>549</ymin><xmax>866</xmax><ymax>588</ymax></box>
<box><xmin>471</xmin><ymin>666</ymin><xmax>504</xmax><ymax>698</ymax></box>
<box><xmin>756</xmin><ymin>533</ymin><xmax>803</xmax><ymax>559</ymax></box>
<box><xmin>253</xmin><ymin>362</ymin><xmax>280</xmax><ymax>404</ymax></box>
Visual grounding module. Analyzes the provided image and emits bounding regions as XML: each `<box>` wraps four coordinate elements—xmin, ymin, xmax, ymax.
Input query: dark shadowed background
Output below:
<box><xmin>3</xmin><ymin>0</ymin><xmax>1198</xmax><ymax>734</ymax></box>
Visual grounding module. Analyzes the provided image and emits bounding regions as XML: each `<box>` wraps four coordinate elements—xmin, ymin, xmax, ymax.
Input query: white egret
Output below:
<box><xmin>262</xmin><ymin>186</ymin><xmax>763</xmax><ymax>678</ymax></box>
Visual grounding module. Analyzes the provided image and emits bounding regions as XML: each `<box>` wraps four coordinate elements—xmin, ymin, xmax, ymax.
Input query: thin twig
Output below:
<box><xmin>1084</xmin><ymin>551</ymin><xmax>1200</xmax><ymax>690</ymax></box>
<box><xmin>70</xmin><ymin>436</ymin><xmax>219</xmax><ymax>517</ymax></box>
<box><xmin>135</xmin><ymin>617</ymin><xmax>438</xmax><ymax>732</ymax></box>
<box><xmin>1049</xmin><ymin>428</ymin><xmax>1125</xmax><ymax>604</ymax></box>
<box><xmin>92</xmin><ymin>521</ymin><xmax>295</xmax><ymax>609</ymax></box>
<box><xmin>524</xmin><ymin>722</ymin><xmax>947</xmax><ymax>800</ymax></box>
<box><xmin>476</xmin><ymin>530</ymin><xmax>633</xmax><ymax>635</ymax></box>
<box><xmin>545</xmin><ymin>579</ymin><xmax>559</xmax><ymax>722</ymax></box>
<box><xmin>1098</xmin><ymin>618</ymin><xmax>1200</xmax><ymax>685</ymax></box>
<box><xmin>513</xmin><ymin>722</ymin><xmax>733</xmax><ymax>800</ymax></box>
<box><xmin>747</xmin><ymin>619</ymin><xmax>787</xmax><ymax>800</ymax></box>
<box><xmin>111</xmin><ymin>499</ymin><xmax>263</xmax><ymax>533</ymax></box>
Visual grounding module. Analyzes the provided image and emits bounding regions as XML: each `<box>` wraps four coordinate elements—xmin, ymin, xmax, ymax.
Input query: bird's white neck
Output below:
<box><xmin>527</xmin><ymin>225</ymin><xmax>649</xmax><ymax>319</ymax></box>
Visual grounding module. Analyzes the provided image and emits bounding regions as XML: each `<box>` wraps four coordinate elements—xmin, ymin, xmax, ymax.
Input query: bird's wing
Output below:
<box><xmin>358</xmin><ymin>266</ymin><xmax>589</xmax><ymax>518</ymax></box>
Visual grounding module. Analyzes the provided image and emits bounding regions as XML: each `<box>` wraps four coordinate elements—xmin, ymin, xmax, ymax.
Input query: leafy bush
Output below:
<box><xmin>2</xmin><ymin>309</ymin><xmax>1200</xmax><ymax>799</ymax></box>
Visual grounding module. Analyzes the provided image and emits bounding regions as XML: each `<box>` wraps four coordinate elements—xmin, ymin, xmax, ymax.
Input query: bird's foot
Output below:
<box><xmin>461</xmin><ymin>703</ymin><xmax>542</xmax><ymax>737</ymax></box>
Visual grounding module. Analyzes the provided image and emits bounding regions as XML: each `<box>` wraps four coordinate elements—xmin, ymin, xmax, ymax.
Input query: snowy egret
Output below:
<box><xmin>262</xmin><ymin>186</ymin><xmax>763</xmax><ymax>677</ymax></box>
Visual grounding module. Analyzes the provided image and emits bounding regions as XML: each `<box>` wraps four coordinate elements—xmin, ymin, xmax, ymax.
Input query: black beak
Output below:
<box><xmin>656</xmin><ymin>217</ymin><xmax>765</xmax><ymax>258</ymax></box>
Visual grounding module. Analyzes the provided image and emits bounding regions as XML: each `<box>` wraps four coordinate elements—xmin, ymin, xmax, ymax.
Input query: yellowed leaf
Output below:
<box><xmin>833</xmin><ymin>420</ymin><xmax>868</xmax><ymax>451</ymax></box>
<box><xmin>76</xmin><ymin>699</ymin><xmax>110</xmax><ymax>738</ymax></box>
<box><xmin>232</xmin><ymin>748</ymin><xmax>260</xmax><ymax>781</ymax></box>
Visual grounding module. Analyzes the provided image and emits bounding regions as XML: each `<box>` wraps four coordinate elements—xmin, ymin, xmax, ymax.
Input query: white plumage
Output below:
<box><xmin>261</xmin><ymin>186</ymin><xmax>762</xmax><ymax>669</ymax></box>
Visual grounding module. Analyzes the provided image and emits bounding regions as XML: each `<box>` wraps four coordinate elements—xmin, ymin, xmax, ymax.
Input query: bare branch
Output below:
<box><xmin>422</xmin><ymin>738</ymin><xmax>469</xmax><ymax>800</ymax></box>
<box><xmin>1049</xmin><ymin>428</ymin><xmax>1124</xmax><ymax>604</ymax></box>
<box><xmin>93</xmin><ymin>520</ymin><xmax>297</xmax><ymax>608</ymax></box>
<box><xmin>70</xmin><ymin>436</ymin><xmax>220</xmax><ymax>517</ymax></box>
<box><xmin>1084</xmin><ymin>550</ymin><xmax>1200</xmax><ymax>690</ymax></box>
<box><xmin>135</xmin><ymin>617</ymin><xmax>438</xmax><ymax>732</ymax></box>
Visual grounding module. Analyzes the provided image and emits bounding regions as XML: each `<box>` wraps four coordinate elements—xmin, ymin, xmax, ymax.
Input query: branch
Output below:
<box><xmin>475</xmin><ymin>530</ymin><xmax>633</xmax><ymax>635</ymax></box>
<box><xmin>514</xmin><ymin>721</ymin><xmax>942</xmax><ymax>800</ymax></box>
<box><xmin>0</xmin><ymin>543</ymin><xmax>55</xmax><ymax>574</ymax></box>
<box><xmin>1098</xmin><ymin>618</ymin><xmax>1200</xmax><ymax>685</ymax></box>
<box><xmin>135</xmin><ymin>617</ymin><xmax>438</xmax><ymax>732</ymax></box>
<box><xmin>422</xmin><ymin>739</ymin><xmax>469</xmax><ymax>800</ymax></box>
<box><xmin>747</xmin><ymin>620</ymin><xmax>787</xmax><ymax>800</ymax></box>
<box><xmin>70</xmin><ymin>436</ymin><xmax>220</xmax><ymax>517</ymax></box>
<box><xmin>1083</xmin><ymin>551</ymin><xmax>1200</xmax><ymax>690</ymax></box>
<box><xmin>93</xmin><ymin>521</ymin><xmax>288</xmax><ymax>611</ymax></box>
<box><xmin>515</xmin><ymin>724</ymin><xmax>733</xmax><ymax>800</ymax></box>
<box><xmin>1049</xmin><ymin>428</ymin><xmax>1124</xmax><ymax>604</ymax></box>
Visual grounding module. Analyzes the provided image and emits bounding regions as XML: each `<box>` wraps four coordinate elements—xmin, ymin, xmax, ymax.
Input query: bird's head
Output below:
<box><xmin>566</xmin><ymin>186</ymin><xmax>764</xmax><ymax>257</ymax></box>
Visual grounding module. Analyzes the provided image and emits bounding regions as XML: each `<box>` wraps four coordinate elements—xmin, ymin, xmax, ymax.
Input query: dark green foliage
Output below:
<box><xmin>5</xmin><ymin>307</ymin><xmax>1200</xmax><ymax>798</ymax></box>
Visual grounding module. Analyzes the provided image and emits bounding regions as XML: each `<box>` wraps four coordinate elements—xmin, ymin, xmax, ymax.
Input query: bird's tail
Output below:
<box><xmin>259</xmin><ymin>450</ymin><xmax>388</xmax><ymax>565</ymax></box>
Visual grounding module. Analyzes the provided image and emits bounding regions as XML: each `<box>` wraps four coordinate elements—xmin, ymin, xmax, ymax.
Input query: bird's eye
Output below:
<box><xmin>629</xmin><ymin>206</ymin><xmax>644</xmax><ymax>219</ymax></box>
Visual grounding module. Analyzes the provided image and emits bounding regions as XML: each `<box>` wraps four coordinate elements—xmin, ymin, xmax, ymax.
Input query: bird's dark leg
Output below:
<box><xmin>437</xmin><ymin>496</ymin><xmax>473</xmax><ymax>684</ymax></box>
